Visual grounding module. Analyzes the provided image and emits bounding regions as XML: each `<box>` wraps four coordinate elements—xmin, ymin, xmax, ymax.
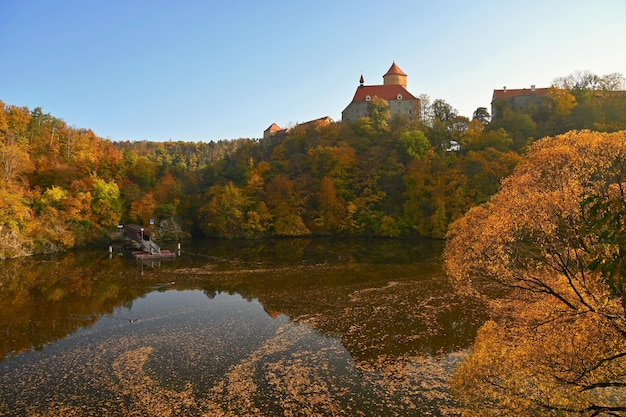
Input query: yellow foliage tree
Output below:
<box><xmin>129</xmin><ymin>192</ymin><xmax>157</xmax><ymax>226</ymax></box>
<box><xmin>445</xmin><ymin>130</ymin><xmax>626</xmax><ymax>416</ymax></box>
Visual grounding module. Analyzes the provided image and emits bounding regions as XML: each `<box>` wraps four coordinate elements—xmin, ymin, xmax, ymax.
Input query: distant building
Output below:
<box><xmin>342</xmin><ymin>62</ymin><xmax>419</xmax><ymax>123</ymax></box>
<box><xmin>263</xmin><ymin>116</ymin><xmax>334</xmax><ymax>139</ymax></box>
<box><xmin>491</xmin><ymin>85</ymin><xmax>550</xmax><ymax>119</ymax></box>
<box><xmin>296</xmin><ymin>116</ymin><xmax>334</xmax><ymax>130</ymax></box>
<box><xmin>263</xmin><ymin>123</ymin><xmax>284</xmax><ymax>139</ymax></box>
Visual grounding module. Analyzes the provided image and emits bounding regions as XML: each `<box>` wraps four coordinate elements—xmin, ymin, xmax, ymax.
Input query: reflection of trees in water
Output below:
<box><xmin>0</xmin><ymin>238</ymin><xmax>488</xmax><ymax>416</ymax></box>
<box><xmin>188</xmin><ymin>243</ymin><xmax>486</xmax><ymax>366</ymax></box>
<box><xmin>1</xmin><ymin>238</ymin><xmax>485</xmax><ymax>369</ymax></box>
<box><xmin>188</xmin><ymin>237</ymin><xmax>445</xmax><ymax>266</ymax></box>
<box><xmin>0</xmin><ymin>250</ymin><xmax>152</xmax><ymax>361</ymax></box>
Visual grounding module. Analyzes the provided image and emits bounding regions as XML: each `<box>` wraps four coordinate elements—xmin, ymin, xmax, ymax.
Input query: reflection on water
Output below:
<box><xmin>0</xmin><ymin>238</ymin><xmax>486</xmax><ymax>416</ymax></box>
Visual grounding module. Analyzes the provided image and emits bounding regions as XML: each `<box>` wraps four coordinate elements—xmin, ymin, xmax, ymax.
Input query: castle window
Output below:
<box><xmin>397</xmin><ymin>94</ymin><xmax>403</xmax><ymax>100</ymax></box>
<box><xmin>365</xmin><ymin>95</ymin><xmax>371</xmax><ymax>101</ymax></box>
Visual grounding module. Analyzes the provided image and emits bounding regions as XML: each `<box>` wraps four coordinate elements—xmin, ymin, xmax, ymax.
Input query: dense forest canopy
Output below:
<box><xmin>1</xmin><ymin>71</ymin><xmax>625</xmax><ymax>258</ymax></box>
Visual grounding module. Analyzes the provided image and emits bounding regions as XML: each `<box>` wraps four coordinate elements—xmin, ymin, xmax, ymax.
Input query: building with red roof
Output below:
<box><xmin>491</xmin><ymin>85</ymin><xmax>550</xmax><ymax>119</ymax></box>
<box><xmin>263</xmin><ymin>116</ymin><xmax>334</xmax><ymax>139</ymax></box>
<box><xmin>342</xmin><ymin>62</ymin><xmax>419</xmax><ymax>123</ymax></box>
<box><xmin>263</xmin><ymin>123</ymin><xmax>284</xmax><ymax>139</ymax></box>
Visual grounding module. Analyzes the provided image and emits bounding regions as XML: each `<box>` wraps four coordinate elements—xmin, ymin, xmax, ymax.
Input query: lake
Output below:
<box><xmin>0</xmin><ymin>238</ymin><xmax>486</xmax><ymax>416</ymax></box>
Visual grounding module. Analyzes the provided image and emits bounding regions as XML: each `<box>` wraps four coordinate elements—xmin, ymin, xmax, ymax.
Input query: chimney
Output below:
<box><xmin>503</xmin><ymin>86</ymin><xmax>507</xmax><ymax>93</ymax></box>
<box><xmin>531</xmin><ymin>85</ymin><xmax>536</xmax><ymax>92</ymax></box>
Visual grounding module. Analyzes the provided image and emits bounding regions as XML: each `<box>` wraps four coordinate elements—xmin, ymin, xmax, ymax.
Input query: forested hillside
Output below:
<box><xmin>1</xmin><ymin>71</ymin><xmax>625</xmax><ymax>258</ymax></box>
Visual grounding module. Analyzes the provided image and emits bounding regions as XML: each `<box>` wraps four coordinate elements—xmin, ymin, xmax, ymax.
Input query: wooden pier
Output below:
<box><xmin>131</xmin><ymin>249</ymin><xmax>177</xmax><ymax>259</ymax></box>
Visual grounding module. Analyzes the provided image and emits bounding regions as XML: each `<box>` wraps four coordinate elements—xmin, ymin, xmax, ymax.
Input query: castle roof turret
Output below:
<box><xmin>383</xmin><ymin>61</ymin><xmax>408</xmax><ymax>88</ymax></box>
<box><xmin>384</xmin><ymin>62</ymin><xmax>407</xmax><ymax>77</ymax></box>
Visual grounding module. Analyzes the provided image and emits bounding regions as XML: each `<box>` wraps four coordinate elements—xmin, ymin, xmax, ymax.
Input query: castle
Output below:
<box><xmin>342</xmin><ymin>62</ymin><xmax>419</xmax><ymax>123</ymax></box>
<box><xmin>264</xmin><ymin>62</ymin><xmax>562</xmax><ymax>138</ymax></box>
<box><xmin>264</xmin><ymin>62</ymin><xmax>419</xmax><ymax>138</ymax></box>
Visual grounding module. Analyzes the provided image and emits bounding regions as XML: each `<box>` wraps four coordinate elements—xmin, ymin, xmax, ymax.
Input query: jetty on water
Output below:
<box><xmin>122</xmin><ymin>224</ymin><xmax>177</xmax><ymax>259</ymax></box>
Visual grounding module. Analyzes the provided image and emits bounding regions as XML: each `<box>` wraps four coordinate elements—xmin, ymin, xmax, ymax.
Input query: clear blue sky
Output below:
<box><xmin>1</xmin><ymin>0</ymin><xmax>625</xmax><ymax>142</ymax></box>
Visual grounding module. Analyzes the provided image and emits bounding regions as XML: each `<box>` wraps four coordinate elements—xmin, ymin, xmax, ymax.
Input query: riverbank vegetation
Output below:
<box><xmin>1</xmin><ymin>71</ymin><xmax>625</xmax><ymax>258</ymax></box>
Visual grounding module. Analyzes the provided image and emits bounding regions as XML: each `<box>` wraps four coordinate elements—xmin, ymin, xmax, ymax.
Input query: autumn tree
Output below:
<box><xmin>263</xmin><ymin>174</ymin><xmax>310</xmax><ymax>236</ymax></box>
<box><xmin>199</xmin><ymin>182</ymin><xmax>271</xmax><ymax>238</ymax></box>
<box><xmin>445</xmin><ymin>130</ymin><xmax>626</xmax><ymax>416</ymax></box>
<box><xmin>90</xmin><ymin>176</ymin><xmax>123</xmax><ymax>229</ymax></box>
<box><xmin>0</xmin><ymin>103</ymin><xmax>33</xmax><ymax>187</ymax></box>
<box><xmin>315</xmin><ymin>176</ymin><xmax>352</xmax><ymax>234</ymax></box>
<box><xmin>0</xmin><ymin>139</ymin><xmax>32</xmax><ymax>186</ymax></box>
<box><xmin>151</xmin><ymin>170</ymin><xmax>181</xmax><ymax>219</ymax></box>
<box><xmin>129</xmin><ymin>192</ymin><xmax>157</xmax><ymax>226</ymax></box>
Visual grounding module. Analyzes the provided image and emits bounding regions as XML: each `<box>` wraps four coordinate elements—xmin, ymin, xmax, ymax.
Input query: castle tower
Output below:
<box><xmin>383</xmin><ymin>61</ymin><xmax>407</xmax><ymax>89</ymax></box>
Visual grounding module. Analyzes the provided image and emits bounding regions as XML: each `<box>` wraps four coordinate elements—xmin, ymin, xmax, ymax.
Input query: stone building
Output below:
<box><xmin>263</xmin><ymin>116</ymin><xmax>334</xmax><ymax>139</ymax></box>
<box><xmin>342</xmin><ymin>62</ymin><xmax>419</xmax><ymax>123</ymax></box>
<box><xmin>491</xmin><ymin>85</ymin><xmax>550</xmax><ymax>119</ymax></box>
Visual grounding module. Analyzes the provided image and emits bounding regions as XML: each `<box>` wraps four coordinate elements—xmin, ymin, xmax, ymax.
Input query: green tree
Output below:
<box><xmin>472</xmin><ymin>107</ymin><xmax>490</xmax><ymax>125</ymax></box>
<box><xmin>584</xmin><ymin>191</ymin><xmax>626</xmax><ymax>308</ymax></box>
<box><xmin>466</xmin><ymin>128</ymin><xmax>513</xmax><ymax>152</ymax></box>
<box><xmin>491</xmin><ymin>108</ymin><xmax>537</xmax><ymax>150</ymax></box>
<box><xmin>426</xmin><ymin>99</ymin><xmax>458</xmax><ymax>151</ymax></box>
<box><xmin>367</xmin><ymin>96</ymin><xmax>391</xmax><ymax>133</ymax></box>
<box><xmin>398</xmin><ymin>129</ymin><xmax>431</xmax><ymax>159</ymax></box>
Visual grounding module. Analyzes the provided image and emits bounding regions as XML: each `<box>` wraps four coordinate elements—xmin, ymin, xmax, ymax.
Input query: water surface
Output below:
<box><xmin>0</xmin><ymin>238</ymin><xmax>486</xmax><ymax>416</ymax></box>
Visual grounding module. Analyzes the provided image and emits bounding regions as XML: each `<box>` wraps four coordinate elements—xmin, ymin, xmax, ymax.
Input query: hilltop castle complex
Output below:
<box><xmin>264</xmin><ymin>61</ymin><xmax>567</xmax><ymax>138</ymax></box>
<box><xmin>264</xmin><ymin>62</ymin><xmax>420</xmax><ymax>139</ymax></box>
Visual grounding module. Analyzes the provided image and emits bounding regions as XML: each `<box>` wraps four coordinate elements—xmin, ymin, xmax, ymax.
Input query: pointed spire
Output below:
<box><xmin>359</xmin><ymin>74</ymin><xmax>364</xmax><ymax>86</ymax></box>
<box><xmin>384</xmin><ymin>61</ymin><xmax>407</xmax><ymax>77</ymax></box>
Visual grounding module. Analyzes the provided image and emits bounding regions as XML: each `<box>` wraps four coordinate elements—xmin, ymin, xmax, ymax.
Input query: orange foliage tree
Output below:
<box><xmin>445</xmin><ymin>130</ymin><xmax>626</xmax><ymax>416</ymax></box>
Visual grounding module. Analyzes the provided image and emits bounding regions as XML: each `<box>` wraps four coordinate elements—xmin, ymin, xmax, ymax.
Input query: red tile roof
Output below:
<box><xmin>384</xmin><ymin>62</ymin><xmax>407</xmax><ymax>77</ymax></box>
<box><xmin>265</xmin><ymin>123</ymin><xmax>282</xmax><ymax>132</ymax></box>
<box><xmin>492</xmin><ymin>87</ymin><xmax>550</xmax><ymax>100</ymax></box>
<box><xmin>296</xmin><ymin>116</ymin><xmax>334</xmax><ymax>129</ymax></box>
<box><xmin>351</xmin><ymin>85</ymin><xmax>417</xmax><ymax>102</ymax></box>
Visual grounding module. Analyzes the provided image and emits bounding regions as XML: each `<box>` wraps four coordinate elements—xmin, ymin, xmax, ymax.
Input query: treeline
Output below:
<box><xmin>1</xmin><ymin>71</ymin><xmax>624</xmax><ymax>257</ymax></box>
